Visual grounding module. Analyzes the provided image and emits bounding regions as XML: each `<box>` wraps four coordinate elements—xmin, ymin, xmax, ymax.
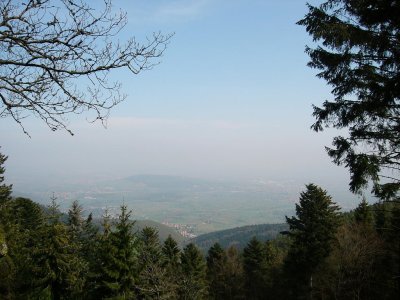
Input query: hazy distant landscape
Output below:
<box><xmin>1</xmin><ymin>0</ymin><xmax>399</xmax><ymax>298</ymax></box>
<box><xmin>13</xmin><ymin>174</ymin><xmax>358</xmax><ymax>235</ymax></box>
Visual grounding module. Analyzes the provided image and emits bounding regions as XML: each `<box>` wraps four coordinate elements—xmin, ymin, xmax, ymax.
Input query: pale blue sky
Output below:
<box><xmin>0</xmin><ymin>0</ymin><xmax>360</xmax><ymax>206</ymax></box>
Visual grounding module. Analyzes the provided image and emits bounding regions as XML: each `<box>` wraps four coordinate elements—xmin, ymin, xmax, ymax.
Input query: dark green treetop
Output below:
<box><xmin>0</xmin><ymin>197</ymin><xmax>46</xmax><ymax>299</ymax></box>
<box><xmin>284</xmin><ymin>184</ymin><xmax>341</xmax><ymax>299</ymax></box>
<box><xmin>179</xmin><ymin>243</ymin><xmax>208</xmax><ymax>300</ymax></box>
<box><xmin>161</xmin><ymin>235</ymin><xmax>181</xmax><ymax>298</ymax></box>
<box><xmin>207</xmin><ymin>243</ymin><xmax>225</xmax><ymax>270</ymax></box>
<box><xmin>31</xmin><ymin>198</ymin><xmax>86</xmax><ymax>299</ymax></box>
<box><xmin>298</xmin><ymin>0</ymin><xmax>400</xmax><ymax>201</ymax></box>
<box><xmin>0</xmin><ymin>150</ymin><xmax>12</xmax><ymax>205</ymax></box>
<box><xmin>242</xmin><ymin>237</ymin><xmax>270</xmax><ymax>300</ymax></box>
<box><xmin>354</xmin><ymin>197</ymin><xmax>374</xmax><ymax>226</ymax></box>
<box><xmin>98</xmin><ymin>205</ymin><xmax>138</xmax><ymax>299</ymax></box>
<box><xmin>0</xmin><ymin>149</ymin><xmax>10</xmax><ymax>258</ymax></box>
<box><xmin>68</xmin><ymin>200</ymin><xmax>84</xmax><ymax>237</ymax></box>
<box><xmin>206</xmin><ymin>243</ymin><xmax>227</xmax><ymax>300</ymax></box>
<box><xmin>286</xmin><ymin>184</ymin><xmax>341</xmax><ymax>264</ymax></box>
<box><xmin>162</xmin><ymin>234</ymin><xmax>181</xmax><ymax>267</ymax></box>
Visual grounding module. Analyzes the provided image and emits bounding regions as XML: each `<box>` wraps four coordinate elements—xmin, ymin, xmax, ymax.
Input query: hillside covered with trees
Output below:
<box><xmin>191</xmin><ymin>223</ymin><xmax>288</xmax><ymax>252</ymax></box>
<box><xmin>1</xmin><ymin>0</ymin><xmax>400</xmax><ymax>299</ymax></box>
<box><xmin>1</xmin><ymin>160</ymin><xmax>399</xmax><ymax>299</ymax></box>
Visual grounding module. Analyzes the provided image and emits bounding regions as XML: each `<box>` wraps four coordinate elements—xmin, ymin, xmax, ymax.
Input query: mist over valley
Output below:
<box><xmin>13</xmin><ymin>174</ymin><xmax>357</xmax><ymax>235</ymax></box>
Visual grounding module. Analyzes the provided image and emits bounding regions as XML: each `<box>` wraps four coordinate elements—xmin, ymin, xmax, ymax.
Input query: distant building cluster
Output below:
<box><xmin>162</xmin><ymin>222</ymin><xmax>197</xmax><ymax>239</ymax></box>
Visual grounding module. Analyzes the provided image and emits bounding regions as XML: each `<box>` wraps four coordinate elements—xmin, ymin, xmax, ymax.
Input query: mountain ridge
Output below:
<box><xmin>190</xmin><ymin>223</ymin><xmax>289</xmax><ymax>252</ymax></box>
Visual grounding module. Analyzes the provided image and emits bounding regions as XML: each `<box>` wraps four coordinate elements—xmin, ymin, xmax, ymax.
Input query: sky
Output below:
<box><xmin>0</xmin><ymin>0</ymin><xmax>360</xmax><ymax>203</ymax></box>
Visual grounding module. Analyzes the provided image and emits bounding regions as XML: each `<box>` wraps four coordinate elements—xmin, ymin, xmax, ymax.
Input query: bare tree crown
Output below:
<box><xmin>0</xmin><ymin>0</ymin><xmax>172</xmax><ymax>135</ymax></box>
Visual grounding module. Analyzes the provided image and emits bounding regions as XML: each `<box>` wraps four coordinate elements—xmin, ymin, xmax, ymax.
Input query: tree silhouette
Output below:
<box><xmin>284</xmin><ymin>184</ymin><xmax>341</xmax><ymax>299</ymax></box>
<box><xmin>0</xmin><ymin>0</ymin><xmax>172</xmax><ymax>135</ymax></box>
<box><xmin>299</xmin><ymin>0</ymin><xmax>400</xmax><ymax>201</ymax></box>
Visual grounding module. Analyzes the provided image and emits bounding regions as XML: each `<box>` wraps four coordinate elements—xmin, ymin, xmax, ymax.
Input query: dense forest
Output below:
<box><xmin>1</xmin><ymin>0</ymin><xmax>400</xmax><ymax>299</ymax></box>
<box><xmin>1</xmin><ymin>154</ymin><xmax>400</xmax><ymax>299</ymax></box>
<box><xmin>191</xmin><ymin>223</ymin><xmax>289</xmax><ymax>252</ymax></box>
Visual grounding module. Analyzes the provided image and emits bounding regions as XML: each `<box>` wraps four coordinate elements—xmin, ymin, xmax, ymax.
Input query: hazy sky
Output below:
<box><xmin>1</xmin><ymin>0</ymin><xmax>357</xmax><ymax>198</ymax></box>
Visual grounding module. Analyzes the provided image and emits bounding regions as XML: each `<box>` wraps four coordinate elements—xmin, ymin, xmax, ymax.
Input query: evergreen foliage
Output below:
<box><xmin>80</xmin><ymin>213</ymin><xmax>100</xmax><ymax>299</ymax></box>
<box><xmin>298</xmin><ymin>0</ymin><xmax>400</xmax><ymax>200</ymax></box>
<box><xmin>7</xmin><ymin>198</ymin><xmax>45</xmax><ymax>298</ymax></box>
<box><xmin>31</xmin><ymin>198</ymin><xmax>86</xmax><ymax>299</ymax></box>
<box><xmin>1</xmin><ymin>146</ymin><xmax>399</xmax><ymax>299</ymax></box>
<box><xmin>179</xmin><ymin>243</ymin><xmax>208</xmax><ymax>300</ymax></box>
<box><xmin>162</xmin><ymin>235</ymin><xmax>181</xmax><ymax>298</ymax></box>
<box><xmin>284</xmin><ymin>184</ymin><xmax>341</xmax><ymax>299</ymax></box>
<box><xmin>163</xmin><ymin>235</ymin><xmax>181</xmax><ymax>268</ymax></box>
<box><xmin>137</xmin><ymin>227</ymin><xmax>173</xmax><ymax>299</ymax></box>
<box><xmin>242</xmin><ymin>237</ymin><xmax>270</xmax><ymax>300</ymax></box>
<box><xmin>68</xmin><ymin>200</ymin><xmax>84</xmax><ymax>237</ymax></box>
<box><xmin>192</xmin><ymin>223</ymin><xmax>288</xmax><ymax>252</ymax></box>
<box><xmin>97</xmin><ymin>205</ymin><xmax>138</xmax><ymax>299</ymax></box>
<box><xmin>206</xmin><ymin>243</ymin><xmax>227</xmax><ymax>299</ymax></box>
<box><xmin>0</xmin><ymin>150</ymin><xmax>12</xmax><ymax>205</ymax></box>
<box><xmin>0</xmin><ymin>149</ymin><xmax>12</xmax><ymax>265</ymax></box>
<box><xmin>354</xmin><ymin>197</ymin><xmax>374</xmax><ymax>226</ymax></box>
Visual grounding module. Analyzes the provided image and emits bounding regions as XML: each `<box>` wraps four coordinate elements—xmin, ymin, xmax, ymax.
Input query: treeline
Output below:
<box><xmin>1</xmin><ymin>166</ymin><xmax>399</xmax><ymax>299</ymax></box>
<box><xmin>0</xmin><ymin>154</ymin><xmax>399</xmax><ymax>299</ymax></box>
<box><xmin>192</xmin><ymin>223</ymin><xmax>289</xmax><ymax>252</ymax></box>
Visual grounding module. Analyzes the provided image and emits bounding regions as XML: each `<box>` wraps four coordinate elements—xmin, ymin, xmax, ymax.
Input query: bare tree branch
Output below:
<box><xmin>0</xmin><ymin>0</ymin><xmax>173</xmax><ymax>135</ymax></box>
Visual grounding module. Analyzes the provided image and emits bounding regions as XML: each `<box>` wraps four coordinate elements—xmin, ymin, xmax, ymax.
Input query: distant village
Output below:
<box><xmin>162</xmin><ymin>222</ymin><xmax>197</xmax><ymax>239</ymax></box>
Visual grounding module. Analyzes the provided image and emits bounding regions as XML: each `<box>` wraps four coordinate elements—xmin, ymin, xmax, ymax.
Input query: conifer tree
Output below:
<box><xmin>68</xmin><ymin>200</ymin><xmax>84</xmax><ymax>237</ymax></box>
<box><xmin>298</xmin><ymin>0</ymin><xmax>400</xmax><ymax>201</ymax></box>
<box><xmin>80</xmin><ymin>213</ymin><xmax>100</xmax><ymax>299</ymax></box>
<box><xmin>243</xmin><ymin>237</ymin><xmax>269</xmax><ymax>300</ymax></box>
<box><xmin>137</xmin><ymin>227</ymin><xmax>173</xmax><ymax>299</ymax></box>
<box><xmin>179</xmin><ymin>243</ymin><xmax>208</xmax><ymax>300</ymax></box>
<box><xmin>8</xmin><ymin>198</ymin><xmax>45</xmax><ymax>298</ymax></box>
<box><xmin>97</xmin><ymin>205</ymin><xmax>138</xmax><ymax>299</ymax></box>
<box><xmin>67</xmin><ymin>200</ymin><xmax>93</xmax><ymax>297</ymax></box>
<box><xmin>163</xmin><ymin>235</ymin><xmax>181</xmax><ymax>268</ymax></box>
<box><xmin>263</xmin><ymin>240</ymin><xmax>283</xmax><ymax>298</ymax></box>
<box><xmin>162</xmin><ymin>235</ymin><xmax>181</xmax><ymax>297</ymax></box>
<box><xmin>284</xmin><ymin>184</ymin><xmax>341</xmax><ymax>299</ymax></box>
<box><xmin>0</xmin><ymin>226</ymin><xmax>13</xmax><ymax>299</ymax></box>
<box><xmin>80</xmin><ymin>212</ymin><xmax>99</xmax><ymax>263</ymax></box>
<box><xmin>206</xmin><ymin>243</ymin><xmax>227</xmax><ymax>300</ymax></box>
<box><xmin>91</xmin><ymin>209</ymin><xmax>114</xmax><ymax>298</ymax></box>
<box><xmin>0</xmin><ymin>227</ymin><xmax>7</xmax><ymax>258</ymax></box>
<box><xmin>354</xmin><ymin>198</ymin><xmax>374</xmax><ymax>226</ymax></box>
<box><xmin>0</xmin><ymin>150</ymin><xmax>12</xmax><ymax>206</ymax></box>
<box><xmin>0</xmin><ymin>151</ymin><xmax>15</xmax><ymax>298</ymax></box>
<box><xmin>0</xmin><ymin>149</ymin><xmax>12</xmax><ymax>259</ymax></box>
<box><xmin>31</xmin><ymin>197</ymin><xmax>86</xmax><ymax>299</ymax></box>
<box><xmin>82</xmin><ymin>212</ymin><xmax>99</xmax><ymax>242</ymax></box>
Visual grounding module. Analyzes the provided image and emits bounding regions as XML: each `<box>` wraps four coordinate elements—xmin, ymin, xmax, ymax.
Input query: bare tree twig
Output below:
<box><xmin>0</xmin><ymin>0</ymin><xmax>173</xmax><ymax>135</ymax></box>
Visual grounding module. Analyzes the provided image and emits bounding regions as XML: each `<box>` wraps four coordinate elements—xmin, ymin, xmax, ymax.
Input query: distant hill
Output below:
<box><xmin>191</xmin><ymin>223</ymin><xmax>288</xmax><ymax>252</ymax></box>
<box><xmin>15</xmin><ymin>174</ymin><xmax>298</xmax><ymax>235</ymax></box>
